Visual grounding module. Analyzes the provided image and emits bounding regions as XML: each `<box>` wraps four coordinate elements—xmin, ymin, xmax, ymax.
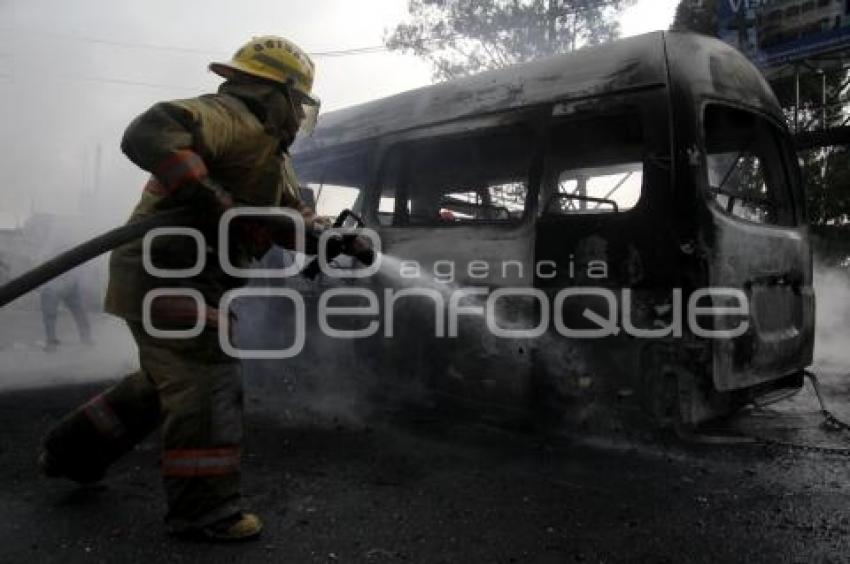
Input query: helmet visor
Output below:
<box><xmin>297</xmin><ymin>92</ymin><xmax>320</xmax><ymax>137</ymax></box>
<box><xmin>298</xmin><ymin>100</ymin><xmax>319</xmax><ymax>135</ymax></box>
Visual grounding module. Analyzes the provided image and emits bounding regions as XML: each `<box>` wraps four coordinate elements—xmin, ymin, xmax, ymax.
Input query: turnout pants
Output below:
<box><xmin>42</xmin><ymin>321</ymin><xmax>244</xmax><ymax>531</ymax></box>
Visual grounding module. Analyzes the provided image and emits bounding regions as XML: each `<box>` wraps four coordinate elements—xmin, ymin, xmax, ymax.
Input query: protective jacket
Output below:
<box><xmin>104</xmin><ymin>80</ymin><xmax>310</xmax><ymax>322</ymax></box>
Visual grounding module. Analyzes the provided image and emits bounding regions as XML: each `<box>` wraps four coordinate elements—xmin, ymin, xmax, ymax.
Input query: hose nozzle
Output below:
<box><xmin>302</xmin><ymin>232</ymin><xmax>374</xmax><ymax>280</ymax></box>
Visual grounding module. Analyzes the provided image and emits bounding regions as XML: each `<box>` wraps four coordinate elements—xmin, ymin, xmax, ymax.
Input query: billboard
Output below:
<box><xmin>717</xmin><ymin>0</ymin><xmax>850</xmax><ymax>67</ymax></box>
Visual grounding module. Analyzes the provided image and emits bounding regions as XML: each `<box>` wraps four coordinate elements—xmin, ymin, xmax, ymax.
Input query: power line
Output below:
<box><xmin>309</xmin><ymin>45</ymin><xmax>388</xmax><ymax>57</ymax></box>
<box><xmin>27</xmin><ymin>29</ymin><xmax>230</xmax><ymax>56</ymax></box>
<box><xmin>1</xmin><ymin>28</ymin><xmax>391</xmax><ymax>58</ymax></box>
<box><xmin>72</xmin><ymin>74</ymin><xmax>199</xmax><ymax>92</ymax></box>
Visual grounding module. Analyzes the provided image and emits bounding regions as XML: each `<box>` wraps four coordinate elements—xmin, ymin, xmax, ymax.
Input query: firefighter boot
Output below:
<box><xmin>178</xmin><ymin>512</ymin><xmax>263</xmax><ymax>542</ymax></box>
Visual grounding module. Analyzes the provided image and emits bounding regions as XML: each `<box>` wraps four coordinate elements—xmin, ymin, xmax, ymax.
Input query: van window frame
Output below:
<box><xmin>363</xmin><ymin>108</ymin><xmax>548</xmax><ymax>229</ymax></box>
<box><xmin>541</xmin><ymin>105</ymin><xmax>650</xmax><ymax>219</ymax></box>
<box><xmin>293</xmin><ymin>139</ymin><xmax>378</xmax><ymax>220</ymax></box>
<box><xmin>699</xmin><ymin>100</ymin><xmax>801</xmax><ymax>229</ymax></box>
<box><xmin>537</xmin><ymin>87</ymin><xmax>671</xmax><ymax>223</ymax></box>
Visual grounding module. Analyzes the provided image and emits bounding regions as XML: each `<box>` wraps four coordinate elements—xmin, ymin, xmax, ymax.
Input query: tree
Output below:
<box><xmin>763</xmin><ymin>59</ymin><xmax>850</xmax><ymax>226</ymax></box>
<box><xmin>799</xmin><ymin>146</ymin><xmax>850</xmax><ymax>226</ymax></box>
<box><xmin>385</xmin><ymin>0</ymin><xmax>636</xmax><ymax>81</ymax></box>
<box><xmin>670</xmin><ymin>0</ymin><xmax>716</xmax><ymax>35</ymax></box>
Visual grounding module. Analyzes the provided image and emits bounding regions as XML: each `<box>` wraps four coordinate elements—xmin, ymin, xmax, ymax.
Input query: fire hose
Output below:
<box><xmin>0</xmin><ymin>207</ymin><xmax>196</xmax><ymax>308</ymax></box>
<box><xmin>677</xmin><ymin>370</ymin><xmax>850</xmax><ymax>456</ymax></box>
<box><xmin>747</xmin><ymin>370</ymin><xmax>850</xmax><ymax>456</ymax></box>
<box><xmin>0</xmin><ymin>207</ymin><xmax>373</xmax><ymax>308</ymax></box>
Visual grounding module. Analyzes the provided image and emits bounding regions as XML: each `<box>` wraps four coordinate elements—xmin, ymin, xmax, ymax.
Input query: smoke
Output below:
<box><xmin>0</xmin><ymin>313</ymin><xmax>136</xmax><ymax>391</ymax></box>
<box><xmin>0</xmin><ymin>211</ymin><xmax>138</xmax><ymax>392</ymax></box>
<box><xmin>813</xmin><ymin>263</ymin><xmax>850</xmax><ymax>369</ymax></box>
<box><xmin>234</xmin><ymin>249</ymin><xmax>383</xmax><ymax>426</ymax></box>
<box><xmin>235</xmin><ymin>251</ymin><xmax>568</xmax><ymax>426</ymax></box>
<box><xmin>0</xmin><ymin>1</ymin><xmax>431</xmax><ymax>223</ymax></box>
<box><xmin>230</xmin><ymin>251</ymin><xmax>600</xmax><ymax>428</ymax></box>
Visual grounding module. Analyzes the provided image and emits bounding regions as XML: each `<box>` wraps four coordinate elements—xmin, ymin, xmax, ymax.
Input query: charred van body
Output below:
<box><xmin>291</xmin><ymin>31</ymin><xmax>814</xmax><ymax>429</ymax></box>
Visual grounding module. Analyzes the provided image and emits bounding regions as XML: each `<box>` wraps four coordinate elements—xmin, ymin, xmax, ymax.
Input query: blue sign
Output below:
<box><xmin>716</xmin><ymin>0</ymin><xmax>850</xmax><ymax>67</ymax></box>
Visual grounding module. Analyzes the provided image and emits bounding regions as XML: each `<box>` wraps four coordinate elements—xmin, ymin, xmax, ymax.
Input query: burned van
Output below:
<box><xmin>291</xmin><ymin>31</ymin><xmax>814</xmax><ymax>428</ymax></box>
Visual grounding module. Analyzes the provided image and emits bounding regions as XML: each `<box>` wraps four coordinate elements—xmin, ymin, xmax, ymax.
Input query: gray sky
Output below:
<box><xmin>0</xmin><ymin>0</ymin><xmax>679</xmax><ymax>225</ymax></box>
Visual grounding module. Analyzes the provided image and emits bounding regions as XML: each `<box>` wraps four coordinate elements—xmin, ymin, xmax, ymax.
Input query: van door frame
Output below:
<box><xmin>357</xmin><ymin>107</ymin><xmax>550</xmax><ymax>410</ymax></box>
<box><xmin>695</xmin><ymin>97</ymin><xmax>814</xmax><ymax>391</ymax></box>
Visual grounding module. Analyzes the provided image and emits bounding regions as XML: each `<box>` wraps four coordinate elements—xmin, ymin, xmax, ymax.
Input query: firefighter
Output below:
<box><xmin>38</xmin><ymin>36</ymin><xmax>324</xmax><ymax>541</ymax></box>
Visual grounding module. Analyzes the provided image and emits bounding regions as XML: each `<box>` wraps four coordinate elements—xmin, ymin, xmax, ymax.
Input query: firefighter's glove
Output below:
<box><xmin>180</xmin><ymin>178</ymin><xmax>234</xmax><ymax>212</ymax></box>
<box><xmin>154</xmin><ymin>177</ymin><xmax>233</xmax><ymax>215</ymax></box>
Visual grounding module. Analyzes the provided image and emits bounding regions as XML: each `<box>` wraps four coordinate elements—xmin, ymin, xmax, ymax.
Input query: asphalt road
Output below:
<box><xmin>1</xmin><ymin>311</ymin><xmax>850</xmax><ymax>563</ymax></box>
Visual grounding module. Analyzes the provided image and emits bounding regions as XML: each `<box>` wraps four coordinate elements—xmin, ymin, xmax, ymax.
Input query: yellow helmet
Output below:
<box><xmin>210</xmin><ymin>36</ymin><xmax>320</xmax><ymax>134</ymax></box>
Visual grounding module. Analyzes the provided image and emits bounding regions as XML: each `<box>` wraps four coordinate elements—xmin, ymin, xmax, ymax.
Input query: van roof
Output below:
<box><xmin>293</xmin><ymin>31</ymin><xmax>668</xmax><ymax>154</ymax></box>
<box><xmin>292</xmin><ymin>31</ymin><xmax>780</xmax><ymax>156</ymax></box>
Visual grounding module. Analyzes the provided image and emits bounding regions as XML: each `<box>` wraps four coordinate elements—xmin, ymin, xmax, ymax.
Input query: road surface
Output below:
<box><xmin>0</xmin><ymin>309</ymin><xmax>849</xmax><ymax>563</ymax></box>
